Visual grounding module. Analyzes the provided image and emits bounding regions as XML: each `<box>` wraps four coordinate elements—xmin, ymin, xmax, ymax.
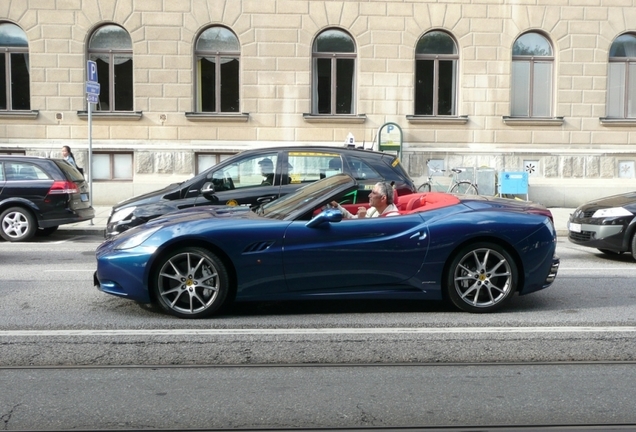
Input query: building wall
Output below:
<box><xmin>1</xmin><ymin>0</ymin><xmax>636</xmax><ymax>206</ymax></box>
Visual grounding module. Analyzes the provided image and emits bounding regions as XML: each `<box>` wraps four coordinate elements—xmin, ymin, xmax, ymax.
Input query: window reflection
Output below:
<box><xmin>312</xmin><ymin>29</ymin><xmax>356</xmax><ymax>115</ymax></box>
<box><xmin>88</xmin><ymin>25</ymin><xmax>133</xmax><ymax>112</ymax></box>
<box><xmin>511</xmin><ymin>32</ymin><xmax>553</xmax><ymax>117</ymax></box>
<box><xmin>0</xmin><ymin>23</ymin><xmax>30</xmax><ymax>111</ymax></box>
<box><xmin>195</xmin><ymin>26</ymin><xmax>240</xmax><ymax>113</ymax></box>
<box><xmin>415</xmin><ymin>31</ymin><xmax>458</xmax><ymax>116</ymax></box>
<box><xmin>607</xmin><ymin>33</ymin><xmax>636</xmax><ymax>118</ymax></box>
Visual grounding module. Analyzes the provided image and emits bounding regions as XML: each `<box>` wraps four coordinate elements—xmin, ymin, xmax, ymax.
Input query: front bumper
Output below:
<box><xmin>94</xmin><ymin>240</ymin><xmax>154</xmax><ymax>303</ymax></box>
<box><xmin>567</xmin><ymin>218</ymin><xmax>629</xmax><ymax>251</ymax></box>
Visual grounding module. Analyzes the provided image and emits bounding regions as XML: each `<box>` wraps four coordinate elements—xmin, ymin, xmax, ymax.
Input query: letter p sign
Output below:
<box><xmin>87</xmin><ymin>60</ymin><xmax>98</xmax><ymax>82</ymax></box>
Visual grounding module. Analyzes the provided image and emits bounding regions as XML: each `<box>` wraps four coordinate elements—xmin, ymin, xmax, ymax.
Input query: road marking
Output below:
<box><xmin>43</xmin><ymin>269</ymin><xmax>94</xmax><ymax>272</ymax></box>
<box><xmin>2</xmin><ymin>327</ymin><xmax>636</xmax><ymax>337</ymax></box>
<box><xmin>559</xmin><ymin>267</ymin><xmax>636</xmax><ymax>270</ymax></box>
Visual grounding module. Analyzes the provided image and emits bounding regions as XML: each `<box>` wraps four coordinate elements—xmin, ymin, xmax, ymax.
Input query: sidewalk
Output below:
<box><xmin>58</xmin><ymin>206</ymin><xmax>111</xmax><ymax>236</ymax></box>
<box><xmin>58</xmin><ymin>205</ymin><xmax>574</xmax><ymax>238</ymax></box>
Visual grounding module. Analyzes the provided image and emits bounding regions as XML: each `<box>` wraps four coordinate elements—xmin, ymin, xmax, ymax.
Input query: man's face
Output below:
<box><xmin>368</xmin><ymin>187</ymin><xmax>384</xmax><ymax>207</ymax></box>
<box><xmin>260</xmin><ymin>163</ymin><xmax>273</xmax><ymax>175</ymax></box>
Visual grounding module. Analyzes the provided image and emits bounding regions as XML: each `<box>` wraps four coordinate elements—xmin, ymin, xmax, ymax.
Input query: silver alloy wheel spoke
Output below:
<box><xmin>158</xmin><ymin>251</ymin><xmax>220</xmax><ymax>315</ymax></box>
<box><xmin>454</xmin><ymin>248</ymin><xmax>512</xmax><ymax>308</ymax></box>
<box><xmin>3</xmin><ymin>212</ymin><xmax>28</xmax><ymax>238</ymax></box>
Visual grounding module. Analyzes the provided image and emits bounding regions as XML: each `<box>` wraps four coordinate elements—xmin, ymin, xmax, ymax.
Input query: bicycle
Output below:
<box><xmin>417</xmin><ymin>160</ymin><xmax>479</xmax><ymax>194</ymax></box>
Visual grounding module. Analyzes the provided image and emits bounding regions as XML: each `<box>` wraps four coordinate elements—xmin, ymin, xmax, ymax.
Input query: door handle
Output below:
<box><xmin>410</xmin><ymin>232</ymin><xmax>427</xmax><ymax>241</ymax></box>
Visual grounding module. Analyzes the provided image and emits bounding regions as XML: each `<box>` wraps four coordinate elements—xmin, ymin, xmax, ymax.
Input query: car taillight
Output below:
<box><xmin>48</xmin><ymin>180</ymin><xmax>79</xmax><ymax>195</ymax></box>
<box><xmin>527</xmin><ymin>208</ymin><xmax>554</xmax><ymax>224</ymax></box>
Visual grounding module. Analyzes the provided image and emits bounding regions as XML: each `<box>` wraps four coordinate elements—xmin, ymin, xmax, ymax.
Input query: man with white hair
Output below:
<box><xmin>331</xmin><ymin>181</ymin><xmax>399</xmax><ymax>218</ymax></box>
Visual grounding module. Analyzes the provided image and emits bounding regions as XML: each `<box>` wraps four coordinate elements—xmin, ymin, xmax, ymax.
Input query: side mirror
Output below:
<box><xmin>305</xmin><ymin>208</ymin><xmax>343</xmax><ymax>228</ymax></box>
<box><xmin>201</xmin><ymin>182</ymin><xmax>218</xmax><ymax>202</ymax></box>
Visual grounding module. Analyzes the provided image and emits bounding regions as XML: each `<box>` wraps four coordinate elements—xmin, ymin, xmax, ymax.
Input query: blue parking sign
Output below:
<box><xmin>87</xmin><ymin>60</ymin><xmax>98</xmax><ymax>82</ymax></box>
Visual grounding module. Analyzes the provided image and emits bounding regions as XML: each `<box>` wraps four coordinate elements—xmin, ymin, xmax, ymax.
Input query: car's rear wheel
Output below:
<box><xmin>446</xmin><ymin>242</ymin><xmax>518</xmax><ymax>313</ymax></box>
<box><xmin>0</xmin><ymin>207</ymin><xmax>36</xmax><ymax>242</ymax></box>
<box><xmin>152</xmin><ymin>247</ymin><xmax>230</xmax><ymax>318</ymax></box>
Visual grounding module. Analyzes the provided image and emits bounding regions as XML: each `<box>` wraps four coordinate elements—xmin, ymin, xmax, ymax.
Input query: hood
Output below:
<box><xmin>114</xmin><ymin>182</ymin><xmax>183</xmax><ymax>209</ymax></box>
<box><xmin>578</xmin><ymin>191</ymin><xmax>636</xmax><ymax>211</ymax></box>
<box><xmin>147</xmin><ymin>204</ymin><xmax>253</xmax><ymax>227</ymax></box>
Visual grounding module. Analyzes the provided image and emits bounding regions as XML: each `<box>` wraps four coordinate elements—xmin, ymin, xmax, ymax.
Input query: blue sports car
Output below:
<box><xmin>94</xmin><ymin>174</ymin><xmax>560</xmax><ymax>318</ymax></box>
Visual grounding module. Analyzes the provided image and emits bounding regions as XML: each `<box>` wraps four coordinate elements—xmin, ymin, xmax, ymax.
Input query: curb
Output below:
<box><xmin>58</xmin><ymin>227</ymin><xmax>105</xmax><ymax>237</ymax></box>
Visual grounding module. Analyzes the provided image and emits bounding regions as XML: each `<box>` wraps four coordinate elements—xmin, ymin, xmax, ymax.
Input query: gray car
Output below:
<box><xmin>105</xmin><ymin>146</ymin><xmax>417</xmax><ymax>237</ymax></box>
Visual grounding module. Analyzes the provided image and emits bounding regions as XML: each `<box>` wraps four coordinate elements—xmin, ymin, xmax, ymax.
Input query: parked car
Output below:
<box><xmin>0</xmin><ymin>155</ymin><xmax>95</xmax><ymax>242</ymax></box>
<box><xmin>568</xmin><ymin>191</ymin><xmax>636</xmax><ymax>257</ymax></box>
<box><xmin>94</xmin><ymin>173</ymin><xmax>560</xmax><ymax>318</ymax></box>
<box><xmin>105</xmin><ymin>146</ymin><xmax>417</xmax><ymax>238</ymax></box>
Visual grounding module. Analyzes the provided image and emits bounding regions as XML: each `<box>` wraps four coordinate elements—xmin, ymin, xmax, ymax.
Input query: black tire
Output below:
<box><xmin>152</xmin><ymin>247</ymin><xmax>230</xmax><ymax>318</ymax></box>
<box><xmin>446</xmin><ymin>242</ymin><xmax>518</xmax><ymax>313</ymax></box>
<box><xmin>36</xmin><ymin>226</ymin><xmax>59</xmax><ymax>237</ymax></box>
<box><xmin>418</xmin><ymin>182</ymin><xmax>432</xmax><ymax>192</ymax></box>
<box><xmin>450</xmin><ymin>181</ymin><xmax>478</xmax><ymax>195</ymax></box>
<box><xmin>630</xmin><ymin>234</ymin><xmax>636</xmax><ymax>261</ymax></box>
<box><xmin>0</xmin><ymin>206</ymin><xmax>37</xmax><ymax>242</ymax></box>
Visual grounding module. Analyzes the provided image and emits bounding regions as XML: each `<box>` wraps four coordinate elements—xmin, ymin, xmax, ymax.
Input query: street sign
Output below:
<box><xmin>86</xmin><ymin>60</ymin><xmax>99</xmax><ymax>215</ymax></box>
<box><xmin>86</xmin><ymin>81</ymin><xmax>100</xmax><ymax>95</ymax></box>
<box><xmin>87</xmin><ymin>60</ymin><xmax>98</xmax><ymax>82</ymax></box>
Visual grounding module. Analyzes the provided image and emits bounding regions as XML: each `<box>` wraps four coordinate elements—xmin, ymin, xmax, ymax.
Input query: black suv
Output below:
<box><xmin>106</xmin><ymin>146</ymin><xmax>417</xmax><ymax>237</ymax></box>
<box><xmin>0</xmin><ymin>155</ymin><xmax>95</xmax><ymax>241</ymax></box>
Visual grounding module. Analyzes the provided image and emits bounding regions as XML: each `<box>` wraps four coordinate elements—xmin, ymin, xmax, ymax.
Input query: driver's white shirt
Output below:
<box><xmin>337</xmin><ymin>203</ymin><xmax>399</xmax><ymax>219</ymax></box>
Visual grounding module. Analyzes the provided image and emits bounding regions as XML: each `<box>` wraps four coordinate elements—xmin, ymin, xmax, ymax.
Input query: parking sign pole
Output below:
<box><xmin>86</xmin><ymin>60</ymin><xmax>99</xmax><ymax>225</ymax></box>
<box><xmin>88</xmin><ymin>95</ymin><xmax>93</xmax><ymax>224</ymax></box>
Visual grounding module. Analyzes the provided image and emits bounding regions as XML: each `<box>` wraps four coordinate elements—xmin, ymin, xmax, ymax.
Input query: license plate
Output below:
<box><xmin>80</xmin><ymin>193</ymin><xmax>89</xmax><ymax>202</ymax></box>
<box><xmin>568</xmin><ymin>222</ymin><xmax>581</xmax><ymax>233</ymax></box>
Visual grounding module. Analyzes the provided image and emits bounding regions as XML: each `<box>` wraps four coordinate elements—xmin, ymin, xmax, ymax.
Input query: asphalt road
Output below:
<box><xmin>2</xmin><ymin>234</ymin><xmax>636</xmax><ymax>430</ymax></box>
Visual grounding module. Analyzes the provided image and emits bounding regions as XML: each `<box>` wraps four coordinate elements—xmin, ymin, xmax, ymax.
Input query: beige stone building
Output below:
<box><xmin>1</xmin><ymin>0</ymin><xmax>636</xmax><ymax>206</ymax></box>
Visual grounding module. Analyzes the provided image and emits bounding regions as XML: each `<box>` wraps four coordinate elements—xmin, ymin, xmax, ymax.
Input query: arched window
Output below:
<box><xmin>0</xmin><ymin>22</ymin><xmax>30</xmax><ymax>111</ymax></box>
<box><xmin>195</xmin><ymin>26</ymin><xmax>240</xmax><ymax>113</ymax></box>
<box><xmin>607</xmin><ymin>33</ymin><xmax>636</xmax><ymax>118</ymax></box>
<box><xmin>415</xmin><ymin>31</ymin><xmax>458</xmax><ymax>116</ymax></box>
<box><xmin>88</xmin><ymin>24</ymin><xmax>133</xmax><ymax>112</ymax></box>
<box><xmin>511</xmin><ymin>32</ymin><xmax>554</xmax><ymax>117</ymax></box>
<box><xmin>312</xmin><ymin>29</ymin><xmax>356</xmax><ymax>115</ymax></box>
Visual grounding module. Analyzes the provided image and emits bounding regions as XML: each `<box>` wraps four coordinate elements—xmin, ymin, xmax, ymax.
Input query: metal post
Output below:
<box><xmin>88</xmin><ymin>97</ymin><xmax>93</xmax><ymax>225</ymax></box>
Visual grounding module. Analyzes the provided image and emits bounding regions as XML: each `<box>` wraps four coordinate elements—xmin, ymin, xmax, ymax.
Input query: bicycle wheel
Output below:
<box><xmin>418</xmin><ymin>182</ymin><xmax>432</xmax><ymax>192</ymax></box>
<box><xmin>450</xmin><ymin>181</ymin><xmax>478</xmax><ymax>195</ymax></box>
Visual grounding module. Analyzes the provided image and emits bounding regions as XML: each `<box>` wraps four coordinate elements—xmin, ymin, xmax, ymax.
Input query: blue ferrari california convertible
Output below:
<box><xmin>94</xmin><ymin>174</ymin><xmax>560</xmax><ymax>318</ymax></box>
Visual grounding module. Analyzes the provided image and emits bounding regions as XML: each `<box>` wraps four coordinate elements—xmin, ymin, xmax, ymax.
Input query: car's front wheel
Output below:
<box><xmin>0</xmin><ymin>206</ymin><xmax>36</xmax><ymax>242</ymax></box>
<box><xmin>630</xmin><ymin>235</ymin><xmax>636</xmax><ymax>261</ymax></box>
<box><xmin>152</xmin><ymin>247</ymin><xmax>230</xmax><ymax>318</ymax></box>
<box><xmin>446</xmin><ymin>242</ymin><xmax>518</xmax><ymax>313</ymax></box>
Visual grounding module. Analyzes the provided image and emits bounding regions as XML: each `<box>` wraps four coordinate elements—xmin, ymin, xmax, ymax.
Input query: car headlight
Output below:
<box><xmin>115</xmin><ymin>226</ymin><xmax>162</xmax><ymax>250</ymax></box>
<box><xmin>592</xmin><ymin>207</ymin><xmax>633</xmax><ymax>218</ymax></box>
<box><xmin>109</xmin><ymin>206</ymin><xmax>136</xmax><ymax>223</ymax></box>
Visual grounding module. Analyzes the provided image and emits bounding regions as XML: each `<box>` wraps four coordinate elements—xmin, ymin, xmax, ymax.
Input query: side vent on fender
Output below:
<box><xmin>243</xmin><ymin>241</ymin><xmax>275</xmax><ymax>254</ymax></box>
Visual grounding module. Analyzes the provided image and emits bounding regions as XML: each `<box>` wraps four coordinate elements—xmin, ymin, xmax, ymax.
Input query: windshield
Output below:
<box><xmin>260</xmin><ymin>173</ymin><xmax>355</xmax><ymax>220</ymax></box>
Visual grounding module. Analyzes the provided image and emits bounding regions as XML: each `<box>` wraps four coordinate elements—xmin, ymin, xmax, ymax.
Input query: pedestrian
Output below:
<box><xmin>61</xmin><ymin>145</ymin><xmax>77</xmax><ymax>168</ymax></box>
